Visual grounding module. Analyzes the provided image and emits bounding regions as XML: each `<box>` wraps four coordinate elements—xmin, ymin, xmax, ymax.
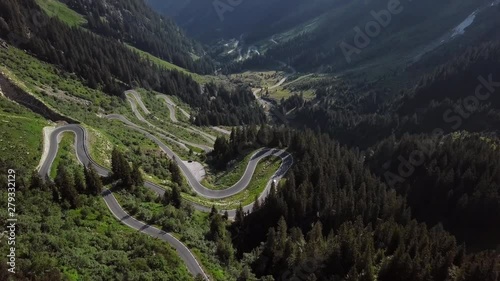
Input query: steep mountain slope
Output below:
<box><xmin>147</xmin><ymin>0</ymin><xmax>337</xmax><ymax>42</ymax></box>
<box><xmin>265</xmin><ymin>0</ymin><xmax>492</xmax><ymax>71</ymax></box>
<box><xmin>60</xmin><ymin>0</ymin><xmax>214</xmax><ymax>74</ymax></box>
<box><xmin>279</xmin><ymin>39</ymin><xmax>500</xmax><ymax>149</ymax></box>
<box><xmin>0</xmin><ymin>0</ymin><xmax>264</xmax><ymax>126</ymax></box>
<box><xmin>149</xmin><ymin>0</ymin><xmax>497</xmax><ymax>75</ymax></box>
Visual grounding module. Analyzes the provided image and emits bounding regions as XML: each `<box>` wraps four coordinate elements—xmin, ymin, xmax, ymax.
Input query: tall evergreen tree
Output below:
<box><xmin>131</xmin><ymin>163</ymin><xmax>144</xmax><ymax>187</ymax></box>
<box><xmin>169</xmin><ymin>160</ymin><xmax>184</xmax><ymax>187</ymax></box>
<box><xmin>111</xmin><ymin>148</ymin><xmax>133</xmax><ymax>189</ymax></box>
<box><xmin>55</xmin><ymin>164</ymin><xmax>80</xmax><ymax>208</ymax></box>
<box><xmin>84</xmin><ymin>165</ymin><xmax>103</xmax><ymax>196</ymax></box>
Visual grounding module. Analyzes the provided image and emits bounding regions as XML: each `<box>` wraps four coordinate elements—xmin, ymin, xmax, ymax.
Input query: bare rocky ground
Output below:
<box><xmin>182</xmin><ymin>160</ymin><xmax>206</xmax><ymax>182</ymax></box>
<box><xmin>36</xmin><ymin>126</ymin><xmax>56</xmax><ymax>171</ymax></box>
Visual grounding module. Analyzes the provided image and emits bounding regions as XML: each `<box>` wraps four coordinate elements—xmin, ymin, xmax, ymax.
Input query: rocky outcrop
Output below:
<box><xmin>0</xmin><ymin>73</ymin><xmax>77</xmax><ymax>123</ymax></box>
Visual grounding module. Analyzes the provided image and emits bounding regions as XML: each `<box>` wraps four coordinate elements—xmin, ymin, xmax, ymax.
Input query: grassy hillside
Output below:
<box><xmin>126</xmin><ymin>45</ymin><xmax>210</xmax><ymax>84</ymax></box>
<box><xmin>0</xmin><ymin>186</ymin><xmax>194</xmax><ymax>280</ymax></box>
<box><xmin>35</xmin><ymin>0</ymin><xmax>86</xmax><ymax>26</ymax></box>
<box><xmin>0</xmin><ymin>96</ymin><xmax>48</xmax><ymax>173</ymax></box>
<box><xmin>49</xmin><ymin>132</ymin><xmax>78</xmax><ymax>178</ymax></box>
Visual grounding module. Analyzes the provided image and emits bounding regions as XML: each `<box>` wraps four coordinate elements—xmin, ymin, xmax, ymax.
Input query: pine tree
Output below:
<box><xmin>29</xmin><ymin>170</ymin><xmax>46</xmax><ymax>191</ymax></box>
<box><xmin>210</xmin><ymin>205</ymin><xmax>218</xmax><ymax>218</ymax></box>
<box><xmin>169</xmin><ymin>160</ymin><xmax>183</xmax><ymax>187</ymax></box>
<box><xmin>55</xmin><ymin>164</ymin><xmax>80</xmax><ymax>208</ymax></box>
<box><xmin>360</xmin><ymin>241</ymin><xmax>375</xmax><ymax>281</ymax></box>
<box><xmin>131</xmin><ymin>163</ymin><xmax>144</xmax><ymax>187</ymax></box>
<box><xmin>74</xmin><ymin>167</ymin><xmax>86</xmax><ymax>194</ymax></box>
<box><xmin>234</xmin><ymin>204</ymin><xmax>245</xmax><ymax>227</ymax></box>
<box><xmin>171</xmin><ymin>185</ymin><xmax>182</xmax><ymax>208</ymax></box>
<box><xmin>84</xmin><ymin>165</ymin><xmax>103</xmax><ymax>196</ymax></box>
<box><xmin>111</xmin><ymin>148</ymin><xmax>132</xmax><ymax>189</ymax></box>
<box><xmin>237</xmin><ymin>265</ymin><xmax>258</xmax><ymax>281</ymax></box>
<box><xmin>209</xmin><ymin>213</ymin><xmax>225</xmax><ymax>241</ymax></box>
<box><xmin>252</xmin><ymin>195</ymin><xmax>261</xmax><ymax>212</ymax></box>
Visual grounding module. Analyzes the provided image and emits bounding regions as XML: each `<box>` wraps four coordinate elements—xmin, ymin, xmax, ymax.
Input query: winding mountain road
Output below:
<box><xmin>38</xmin><ymin>116</ymin><xmax>293</xmax><ymax>279</ymax></box>
<box><xmin>155</xmin><ymin>94</ymin><xmax>231</xmax><ymax>137</ymax></box>
<box><xmin>155</xmin><ymin>94</ymin><xmax>219</xmax><ymax>141</ymax></box>
<box><xmin>38</xmin><ymin>126</ymin><xmax>209</xmax><ymax>278</ymax></box>
<box><xmin>125</xmin><ymin>92</ymin><xmax>213</xmax><ymax>152</ymax></box>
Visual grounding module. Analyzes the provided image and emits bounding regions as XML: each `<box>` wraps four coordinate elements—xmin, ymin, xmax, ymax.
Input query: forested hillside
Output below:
<box><xmin>149</xmin><ymin>0</ymin><xmax>495</xmax><ymax>74</ymax></box>
<box><xmin>147</xmin><ymin>0</ymin><xmax>338</xmax><ymax>42</ymax></box>
<box><xmin>368</xmin><ymin>133</ymin><xmax>500</xmax><ymax>248</ymax></box>
<box><xmin>263</xmin><ymin>0</ymin><xmax>490</xmax><ymax>72</ymax></box>
<box><xmin>226</xmin><ymin>127</ymin><xmax>500</xmax><ymax>281</ymax></box>
<box><xmin>279</xmin><ymin>40</ymin><xmax>500</xmax><ymax>148</ymax></box>
<box><xmin>1</xmin><ymin>0</ymin><xmax>499</xmax><ymax>280</ymax></box>
<box><xmin>0</xmin><ymin>0</ymin><xmax>264</xmax><ymax>126</ymax></box>
<box><xmin>61</xmin><ymin>0</ymin><xmax>215</xmax><ymax>74</ymax></box>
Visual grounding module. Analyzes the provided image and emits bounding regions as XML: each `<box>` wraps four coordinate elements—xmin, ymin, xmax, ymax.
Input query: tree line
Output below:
<box><xmin>280</xmin><ymin>40</ymin><xmax>500</xmax><ymax>149</ymax></box>
<box><xmin>62</xmin><ymin>0</ymin><xmax>215</xmax><ymax>74</ymax></box>
<box><xmin>0</xmin><ymin>0</ymin><xmax>260</xmax><ymax>126</ymax></box>
<box><xmin>225</xmin><ymin>127</ymin><xmax>499</xmax><ymax>281</ymax></box>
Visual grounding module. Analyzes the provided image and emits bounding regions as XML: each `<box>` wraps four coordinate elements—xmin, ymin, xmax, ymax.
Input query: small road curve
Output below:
<box><xmin>38</xmin><ymin>123</ymin><xmax>293</xmax><ymax>279</ymax></box>
<box><xmin>102</xmin><ymin>190</ymin><xmax>208</xmax><ymax>279</ymax></box>
<box><xmin>155</xmin><ymin>94</ymin><xmax>217</xmax><ymax>142</ymax></box>
<box><xmin>156</xmin><ymin>94</ymin><xmax>191</xmax><ymax>122</ymax></box>
<box><xmin>269</xmin><ymin>77</ymin><xmax>288</xmax><ymax>90</ymax></box>
<box><xmin>126</xmin><ymin>90</ymin><xmax>150</xmax><ymax>114</ymax></box>
<box><xmin>125</xmin><ymin>93</ymin><xmax>213</xmax><ymax>152</ymax></box>
<box><xmin>106</xmin><ymin>114</ymin><xmax>190</xmax><ymax>152</ymax></box>
<box><xmin>156</xmin><ymin>94</ymin><xmax>190</xmax><ymax>120</ymax></box>
<box><xmin>155</xmin><ymin>94</ymin><xmax>232</xmax><ymax>137</ymax></box>
<box><xmin>210</xmin><ymin>126</ymin><xmax>231</xmax><ymax>135</ymax></box>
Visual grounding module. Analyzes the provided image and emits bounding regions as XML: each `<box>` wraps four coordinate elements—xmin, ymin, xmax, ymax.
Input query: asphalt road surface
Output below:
<box><xmin>38</xmin><ymin>121</ymin><xmax>293</xmax><ymax>279</ymax></box>
<box><xmin>126</xmin><ymin>93</ymin><xmax>214</xmax><ymax>152</ymax></box>
<box><xmin>156</xmin><ymin>94</ymin><xmax>231</xmax><ymax>137</ymax></box>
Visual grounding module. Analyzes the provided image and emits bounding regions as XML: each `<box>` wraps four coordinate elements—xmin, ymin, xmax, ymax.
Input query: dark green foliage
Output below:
<box><xmin>171</xmin><ymin>185</ymin><xmax>183</xmax><ymax>209</ymax></box>
<box><xmin>210</xmin><ymin>125</ymin><xmax>288</xmax><ymax>169</ymax></box>
<box><xmin>54</xmin><ymin>162</ymin><xmax>80</xmax><ymax>208</ymax></box>
<box><xmin>131</xmin><ymin>163</ymin><xmax>144</xmax><ymax>187</ymax></box>
<box><xmin>84</xmin><ymin>164</ymin><xmax>103</xmax><ymax>196</ymax></box>
<box><xmin>193</xmin><ymin>84</ymin><xmax>266</xmax><ymax>126</ymax></box>
<box><xmin>169</xmin><ymin>160</ymin><xmax>184</xmax><ymax>188</ymax></box>
<box><xmin>368</xmin><ymin>133</ymin><xmax>500</xmax><ymax>247</ymax></box>
<box><xmin>29</xmin><ymin>170</ymin><xmax>46</xmax><ymax>191</ymax></box>
<box><xmin>0</xmin><ymin>0</ymin><xmax>263</xmax><ymax>126</ymax></box>
<box><xmin>207</xmin><ymin>212</ymin><xmax>235</xmax><ymax>265</ymax></box>
<box><xmin>62</xmin><ymin>0</ymin><xmax>215</xmax><ymax>74</ymax></box>
<box><xmin>0</xmin><ymin>187</ymin><xmax>192</xmax><ymax>280</ymax></box>
<box><xmin>281</xmin><ymin>41</ymin><xmax>500</xmax><ymax>149</ymax></box>
<box><xmin>163</xmin><ymin>184</ymin><xmax>182</xmax><ymax>209</ymax></box>
<box><xmin>73</xmin><ymin>166</ymin><xmax>86</xmax><ymax>194</ymax></box>
<box><xmin>111</xmin><ymin>147</ymin><xmax>133</xmax><ymax>190</ymax></box>
<box><xmin>210</xmin><ymin>205</ymin><xmax>218</xmax><ymax>218</ymax></box>
<box><xmin>231</xmin><ymin>127</ymin><xmax>499</xmax><ymax>281</ymax></box>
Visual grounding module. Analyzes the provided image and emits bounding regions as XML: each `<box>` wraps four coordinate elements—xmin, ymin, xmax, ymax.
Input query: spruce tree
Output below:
<box><xmin>29</xmin><ymin>170</ymin><xmax>46</xmax><ymax>191</ymax></box>
<box><xmin>170</xmin><ymin>185</ymin><xmax>182</xmax><ymax>208</ymax></box>
<box><xmin>84</xmin><ymin>165</ymin><xmax>103</xmax><ymax>196</ymax></box>
<box><xmin>55</xmin><ymin>164</ymin><xmax>80</xmax><ymax>208</ymax></box>
<box><xmin>131</xmin><ymin>163</ymin><xmax>144</xmax><ymax>187</ymax></box>
<box><xmin>74</xmin><ymin>167</ymin><xmax>86</xmax><ymax>194</ymax></box>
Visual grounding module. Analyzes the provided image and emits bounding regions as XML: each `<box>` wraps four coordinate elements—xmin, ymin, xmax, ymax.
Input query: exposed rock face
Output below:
<box><xmin>0</xmin><ymin>73</ymin><xmax>77</xmax><ymax>123</ymax></box>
